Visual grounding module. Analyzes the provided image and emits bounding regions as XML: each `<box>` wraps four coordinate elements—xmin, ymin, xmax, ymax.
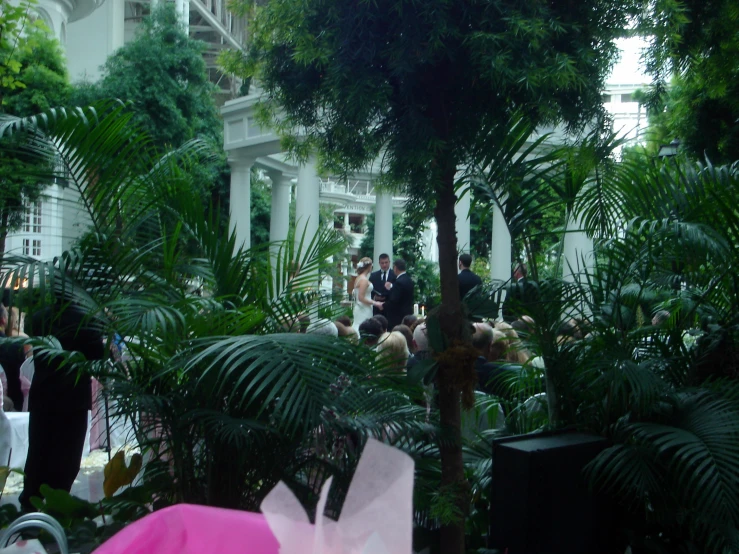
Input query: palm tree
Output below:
<box><xmin>465</xmin><ymin>116</ymin><xmax>739</xmax><ymax>552</ymax></box>
<box><xmin>0</xmin><ymin>104</ymin><xmax>433</xmax><ymax>514</ymax></box>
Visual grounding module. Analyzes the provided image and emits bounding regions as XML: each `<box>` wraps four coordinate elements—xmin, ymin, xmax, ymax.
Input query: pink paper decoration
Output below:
<box><xmin>92</xmin><ymin>504</ymin><xmax>279</xmax><ymax>554</ymax></box>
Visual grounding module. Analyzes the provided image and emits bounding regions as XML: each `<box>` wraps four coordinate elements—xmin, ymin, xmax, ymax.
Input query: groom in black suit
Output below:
<box><xmin>369</xmin><ymin>253</ymin><xmax>396</xmax><ymax>316</ymax></box>
<box><xmin>383</xmin><ymin>258</ymin><xmax>414</xmax><ymax>329</ymax></box>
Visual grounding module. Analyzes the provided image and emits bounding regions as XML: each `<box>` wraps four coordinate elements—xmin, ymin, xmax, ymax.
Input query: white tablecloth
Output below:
<box><xmin>0</xmin><ymin>411</ymin><xmax>91</xmax><ymax>471</ymax></box>
<box><xmin>1</xmin><ymin>412</ymin><xmax>29</xmax><ymax>469</ymax></box>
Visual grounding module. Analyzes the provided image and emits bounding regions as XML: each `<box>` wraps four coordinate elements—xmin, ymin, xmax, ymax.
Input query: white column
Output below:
<box><xmin>562</xmin><ymin>213</ymin><xmax>594</xmax><ymax>282</ymax></box>
<box><xmin>320</xmin><ymin>216</ymin><xmax>334</xmax><ymax>293</ymax></box>
<box><xmin>343</xmin><ymin>212</ymin><xmax>350</xmax><ymax>232</ymax></box>
<box><xmin>295</xmin><ymin>157</ymin><xmax>321</xmax><ymax>253</ymax></box>
<box><xmin>267</xmin><ymin>171</ymin><xmax>292</xmax><ymax>250</ymax></box>
<box><xmin>373</xmin><ymin>190</ymin><xmax>393</xmax><ymax>265</ymax></box>
<box><xmin>175</xmin><ymin>0</ymin><xmax>189</xmax><ymax>32</ymax></box>
<box><xmin>490</xmin><ymin>201</ymin><xmax>511</xmax><ymax>283</ymax></box>
<box><xmin>229</xmin><ymin>158</ymin><xmax>253</xmax><ymax>252</ymax></box>
<box><xmin>455</xmin><ymin>184</ymin><xmax>471</xmax><ymax>254</ymax></box>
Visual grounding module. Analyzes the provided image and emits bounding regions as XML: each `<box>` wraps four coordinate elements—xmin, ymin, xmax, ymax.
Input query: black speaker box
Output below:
<box><xmin>489</xmin><ymin>431</ymin><xmax>611</xmax><ymax>554</ymax></box>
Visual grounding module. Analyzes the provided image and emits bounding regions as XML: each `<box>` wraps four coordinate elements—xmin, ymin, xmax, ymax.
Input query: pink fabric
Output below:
<box><xmin>93</xmin><ymin>504</ymin><xmax>280</xmax><ymax>554</ymax></box>
<box><xmin>20</xmin><ymin>376</ymin><xmax>31</xmax><ymax>412</ymax></box>
<box><xmin>89</xmin><ymin>378</ymin><xmax>105</xmax><ymax>450</ymax></box>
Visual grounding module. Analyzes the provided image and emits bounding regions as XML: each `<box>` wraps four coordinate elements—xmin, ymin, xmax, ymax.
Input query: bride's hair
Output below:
<box><xmin>356</xmin><ymin>257</ymin><xmax>373</xmax><ymax>275</ymax></box>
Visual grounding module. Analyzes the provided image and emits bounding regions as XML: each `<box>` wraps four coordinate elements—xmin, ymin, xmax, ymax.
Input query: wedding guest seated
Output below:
<box><xmin>401</xmin><ymin>314</ymin><xmax>417</xmax><ymax>329</ymax></box>
<box><xmin>472</xmin><ymin>323</ymin><xmax>511</xmax><ymax>398</ymax></box>
<box><xmin>406</xmin><ymin>322</ymin><xmax>432</xmax><ymax>371</ymax></box>
<box><xmin>334</xmin><ymin>321</ymin><xmax>359</xmax><ymax>343</ymax></box>
<box><xmin>392</xmin><ymin>324</ymin><xmax>414</xmax><ymax>354</ymax></box>
<box><xmin>372</xmin><ymin>315</ymin><xmax>388</xmax><ymax>334</ymax></box>
<box><xmin>494</xmin><ymin>321</ymin><xmax>531</xmax><ymax>364</ymax></box>
<box><xmin>376</xmin><ymin>331</ymin><xmax>410</xmax><ymax>372</ymax></box>
<box><xmin>409</xmin><ymin>317</ymin><xmax>425</xmax><ymax>333</ymax></box>
<box><xmin>307</xmin><ymin>319</ymin><xmax>339</xmax><ymax>337</ymax></box>
<box><xmin>358</xmin><ymin>318</ymin><xmax>383</xmax><ymax>346</ymax></box>
<box><xmin>335</xmin><ymin>316</ymin><xmax>352</xmax><ymax>328</ymax></box>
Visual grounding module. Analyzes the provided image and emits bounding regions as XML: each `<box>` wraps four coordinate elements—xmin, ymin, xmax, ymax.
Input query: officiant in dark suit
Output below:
<box><xmin>383</xmin><ymin>259</ymin><xmax>414</xmax><ymax>329</ymax></box>
<box><xmin>369</xmin><ymin>253</ymin><xmax>396</xmax><ymax>316</ymax></box>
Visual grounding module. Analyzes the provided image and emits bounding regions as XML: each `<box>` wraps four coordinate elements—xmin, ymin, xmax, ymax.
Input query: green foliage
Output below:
<box><xmin>463</xmin><ymin>153</ymin><xmax>739</xmax><ymax>552</ymax></box>
<box><xmin>70</xmin><ymin>5</ymin><xmax>227</xmax><ymax>200</ymax></box>
<box><xmin>239</xmin><ymin>0</ymin><xmax>637</xmax><ymax>192</ymax></box>
<box><xmin>2</xmin><ymin>28</ymin><xmax>69</xmax><ymax>115</ymax></box>
<box><xmin>0</xmin><ymin>0</ymin><xmax>37</xmax><ymax>101</ymax></box>
<box><xmin>637</xmin><ymin>0</ymin><xmax>739</xmax><ymax>162</ymax></box>
<box><xmin>250</xmin><ymin>169</ymin><xmax>271</xmax><ymax>246</ymax></box>
<box><xmin>0</xmin><ymin>22</ymin><xmax>69</xmax><ymax>251</ymax></box>
<box><xmin>0</xmin><ymin>104</ymin><xmax>433</xmax><ymax>520</ymax></box>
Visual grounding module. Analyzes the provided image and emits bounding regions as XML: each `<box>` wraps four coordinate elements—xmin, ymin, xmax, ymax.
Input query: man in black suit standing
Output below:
<box><xmin>369</xmin><ymin>253</ymin><xmax>395</xmax><ymax>316</ymax></box>
<box><xmin>383</xmin><ymin>258</ymin><xmax>414</xmax><ymax>329</ymax></box>
<box><xmin>458</xmin><ymin>253</ymin><xmax>482</xmax><ymax>299</ymax></box>
<box><xmin>503</xmin><ymin>263</ymin><xmax>540</xmax><ymax>321</ymax></box>
<box><xmin>20</xmin><ymin>301</ymin><xmax>105</xmax><ymax>511</ymax></box>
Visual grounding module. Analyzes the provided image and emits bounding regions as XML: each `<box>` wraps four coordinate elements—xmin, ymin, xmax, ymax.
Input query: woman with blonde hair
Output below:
<box><xmin>494</xmin><ymin>321</ymin><xmax>530</xmax><ymax>364</ymax></box>
<box><xmin>376</xmin><ymin>331</ymin><xmax>410</xmax><ymax>372</ymax></box>
<box><xmin>352</xmin><ymin>257</ymin><xmax>383</xmax><ymax>331</ymax></box>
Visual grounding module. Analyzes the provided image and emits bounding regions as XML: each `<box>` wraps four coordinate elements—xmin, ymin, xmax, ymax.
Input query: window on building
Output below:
<box><xmin>32</xmin><ymin>202</ymin><xmax>42</xmax><ymax>233</ymax></box>
<box><xmin>601</xmin><ymin>94</ymin><xmax>612</xmax><ymax>103</ymax></box>
<box><xmin>22</xmin><ymin>239</ymin><xmax>30</xmax><ymax>255</ymax></box>
<box><xmin>32</xmin><ymin>240</ymin><xmax>41</xmax><ymax>256</ymax></box>
<box><xmin>620</xmin><ymin>93</ymin><xmax>633</xmax><ymax>103</ymax></box>
<box><xmin>23</xmin><ymin>201</ymin><xmax>42</xmax><ymax>233</ymax></box>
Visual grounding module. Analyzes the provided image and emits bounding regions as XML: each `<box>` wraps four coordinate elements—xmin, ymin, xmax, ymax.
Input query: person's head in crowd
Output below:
<box><xmin>513</xmin><ymin>263</ymin><xmax>527</xmax><ymax>281</ymax></box>
<box><xmin>373</xmin><ymin>314</ymin><xmax>388</xmax><ymax>333</ymax></box>
<box><xmin>393</xmin><ymin>258</ymin><xmax>406</xmax><ymax>274</ymax></box>
<box><xmin>410</xmin><ymin>317</ymin><xmax>425</xmax><ymax>332</ymax></box>
<box><xmin>294</xmin><ymin>313</ymin><xmax>311</xmax><ymax>333</ymax></box>
<box><xmin>335</xmin><ymin>320</ymin><xmax>358</xmax><ymax>342</ymax></box>
<box><xmin>376</xmin><ymin>331</ymin><xmax>410</xmax><ymax>371</ymax></box>
<box><xmin>557</xmin><ymin>318</ymin><xmax>583</xmax><ymax>341</ymax></box>
<box><xmin>488</xmin><ymin>329</ymin><xmax>508</xmax><ymax>361</ymax></box>
<box><xmin>402</xmin><ymin>314</ymin><xmax>417</xmax><ymax>329</ymax></box>
<box><xmin>8</xmin><ymin>307</ymin><xmax>24</xmax><ymax>336</ymax></box>
<box><xmin>510</xmin><ymin>318</ymin><xmax>531</xmax><ymax>335</ymax></box>
<box><xmin>378</xmin><ymin>253</ymin><xmax>391</xmax><ymax>273</ymax></box>
<box><xmin>494</xmin><ymin>321</ymin><xmax>529</xmax><ymax>363</ymax></box>
<box><xmin>334</xmin><ymin>321</ymin><xmax>349</xmax><ymax>337</ymax></box>
<box><xmin>472</xmin><ymin>323</ymin><xmax>494</xmax><ymax>356</ymax></box>
<box><xmin>412</xmin><ymin>322</ymin><xmax>429</xmax><ymax>353</ymax></box>
<box><xmin>652</xmin><ymin>310</ymin><xmax>670</xmax><ymax>326</ymax></box>
<box><xmin>392</xmin><ymin>324</ymin><xmax>414</xmax><ymax>354</ymax></box>
<box><xmin>307</xmin><ymin>318</ymin><xmax>339</xmax><ymax>337</ymax></box>
<box><xmin>356</xmin><ymin>256</ymin><xmax>373</xmax><ymax>277</ymax></box>
<box><xmin>358</xmin><ymin>317</ymin><xmax>383</xmax><ymax>346</ymax></box>
<box><xmin>0</xmin><ymin>304</ymin><xmax>7</xmax><ymax>334</ymax></box>
<box><xmin>336</xmin><ymin>315</ymin><xmax>352</xmax><ymax>328</ymax></box>
<box><xmin>458</xmin><ymin>253</ymin><xmax>473</xmax><ymax>271</ymax></box>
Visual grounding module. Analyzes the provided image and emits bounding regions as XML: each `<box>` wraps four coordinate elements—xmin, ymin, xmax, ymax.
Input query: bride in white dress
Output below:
<box><xmin>353</xmin><ymin>257</ymin><xmax>383</xmax><ymax>331</ymax></box>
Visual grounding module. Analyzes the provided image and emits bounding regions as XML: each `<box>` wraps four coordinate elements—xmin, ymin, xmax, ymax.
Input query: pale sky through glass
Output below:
<box><xmin>608</xmin><ymin>37</ymin><xmax>651</xmax><ymax>86</ymax></box>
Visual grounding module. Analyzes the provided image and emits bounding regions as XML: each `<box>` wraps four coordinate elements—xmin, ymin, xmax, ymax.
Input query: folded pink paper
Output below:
<box><xmin>92</xmin><ymin>504</ymin><xmax>280</xmax><ymax>554</ymax></box>
<box><xmin>93</xmin><ymin>439</ymin><xmax>414</xmax><ymax>554</ymax></box>
<box><xmin>261</xmin><ymin>439</ymin><xmax>415</xmax><ymax>554</ymax></box>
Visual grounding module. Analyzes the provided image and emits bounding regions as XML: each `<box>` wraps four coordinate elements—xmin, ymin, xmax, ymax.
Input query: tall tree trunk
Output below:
<box><xmin>0</xmin><ymin>210</ymin><xmax>9</xmax><ymax>256</ymax></box>
<box><xmin>434</xmin><ymin>162</ymin><xmax>467</xmax><ymax>554</ymax></box>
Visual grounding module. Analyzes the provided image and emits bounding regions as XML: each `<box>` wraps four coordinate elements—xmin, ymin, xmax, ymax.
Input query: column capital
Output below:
<box><xmin>266</xmin><ymin>169</ymin><xmax>294</xmax><ymax>189</ymax></box>
<box><xmin>228</xmin><ymin>157</ymin><xmax>256</xmax><ymax>170</ymax></box>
